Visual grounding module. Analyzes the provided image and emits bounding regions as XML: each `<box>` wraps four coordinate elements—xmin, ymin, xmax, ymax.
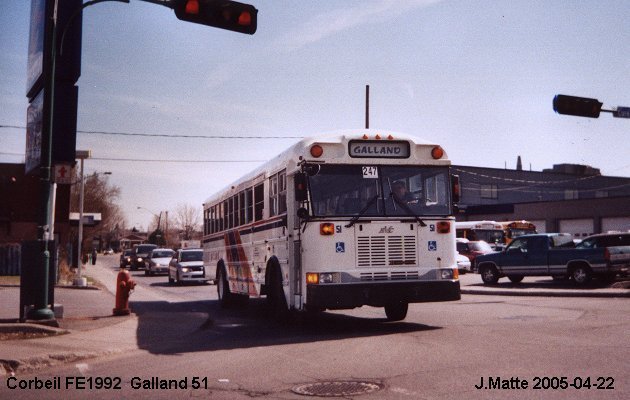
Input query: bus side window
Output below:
<box><xmin>246</xmin><ymin>187</ymin><xmax>253</xmax><ymax>223</ymax></box>
<box><xmin>254</xmin><ymin>183</ymin><xmax>264</xmax><ymax>221</ymax></box>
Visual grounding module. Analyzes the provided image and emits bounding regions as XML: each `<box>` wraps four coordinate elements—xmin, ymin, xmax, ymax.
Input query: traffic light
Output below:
<box><xmin>173</xmin><ymin>0</ymin><xmax>257</xmax><ymax>34</ymax></box>
<box><xmin>553</xmin><ymin>94</ymin><xmax>603</xmax><ymax>118</ymax></box>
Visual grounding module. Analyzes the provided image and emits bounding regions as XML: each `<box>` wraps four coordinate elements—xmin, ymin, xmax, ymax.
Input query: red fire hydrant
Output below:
<box><xmin>113</xmin><ymin>267</ymin><xmax>136</xmax><ymax>316</ymax></box>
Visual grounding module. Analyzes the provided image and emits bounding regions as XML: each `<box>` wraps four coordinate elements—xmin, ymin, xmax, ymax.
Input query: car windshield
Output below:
<box><xmin>136</xmin><ymin>245</ymin><xmax>156</xmax><ymax>253</ymax></box>
<box><xmin>181</xmin><ymin>251</ymin><xmax>203</xmax><ymax>262</ymax></box>
<box><xmin>308</xmin><ymin>164</ymin><xmax>451</xmax><ymax>217</ymax></box>
<box><xmin>152</xmin><ymin>250</ymin><xmax>174</xmax><ymax>258</ymax></box>
<box><xmin>469</xmin><ymin>241</ymin><xmax>493</xmax><ymax>252</ymax></box>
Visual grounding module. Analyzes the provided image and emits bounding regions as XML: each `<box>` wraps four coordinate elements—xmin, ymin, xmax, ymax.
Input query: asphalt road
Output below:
<box><xmin>2</xmin><ymin>255</ymin><xmax>629</xmax><ymax>399</ymax></box>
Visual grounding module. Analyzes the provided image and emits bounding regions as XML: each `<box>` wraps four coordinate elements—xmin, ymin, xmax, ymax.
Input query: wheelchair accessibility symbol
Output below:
<box><xmin>428</xmin><ymin>241</ymin><xmax>437</xmax><ymax>251</ymax></box>
<box><xmin>336</xmin><ymin>242</ymin><xmax>345</xmax><ymax>253</ymax></box>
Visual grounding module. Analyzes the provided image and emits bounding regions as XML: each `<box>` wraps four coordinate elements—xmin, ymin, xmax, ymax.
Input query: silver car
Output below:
<box><xmin>168</xmin><ymin>249</ymin><xmax>209</xmax><ymax>284</ymax></box>
<box><xmin>145</xmin><ymin>248</ymin><xmax>175</xmax><ymax>276</ymax></box>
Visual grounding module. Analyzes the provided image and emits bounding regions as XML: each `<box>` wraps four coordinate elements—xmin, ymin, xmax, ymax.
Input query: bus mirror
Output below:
<box><xmin>304</xmin><ymin>163</ymin><xmax>320</xmax><ymax>176</ymax></box>
<box><xmin>297</xmin><ymin>207</ymin><xmax>309</xmax><ymax>220</ymax></box>
<box><xmin>295</xmin><ymin>172</ymin><xmax>308</xmax><ymax>202</ymax></box>
<box><xmin>451</xmin><ymin>174</ymin><xmax>460</xmax><ymax>203</ymax></box>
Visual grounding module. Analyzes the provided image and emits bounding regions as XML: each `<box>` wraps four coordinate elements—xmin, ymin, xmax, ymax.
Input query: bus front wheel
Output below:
<box><xmin>384</xmin><ymin>302</ymin><xmax>408</xmax><ymax>321</ymax></box>
<box><xmin>217</xmin><ymin>265</ymin><xmax>235</xmax><ymax>308</ymax></box>
<box><xmin>267</xmin><ymin>265</ymin><xmax>289</xmax><ymax>321</ymax></box>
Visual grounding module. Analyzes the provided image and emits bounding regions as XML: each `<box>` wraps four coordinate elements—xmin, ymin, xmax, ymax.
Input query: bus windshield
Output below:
<box><xmin>308</xmin><ymin>165</ymin><xmax>451</xmax><ymax>217</ymax></box>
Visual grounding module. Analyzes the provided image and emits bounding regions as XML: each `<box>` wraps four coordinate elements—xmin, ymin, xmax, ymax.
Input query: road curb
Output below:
<box><xmin>461</xmin><ymin>288</ymin><xmax>630</xmax><ymax>298</ymax></box>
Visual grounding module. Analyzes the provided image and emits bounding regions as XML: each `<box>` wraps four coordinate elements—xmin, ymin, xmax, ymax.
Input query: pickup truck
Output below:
<box><xmin>475</xmin><ymin>233</ymin><xmax>630</xmax><ymax>285</ymax></box>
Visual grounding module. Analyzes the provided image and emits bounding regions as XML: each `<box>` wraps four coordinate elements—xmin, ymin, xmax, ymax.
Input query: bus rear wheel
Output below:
<box><xmin>384</xmin><ymin>302</ymin><xmax>408</xmax><ymax>321</ymax></box>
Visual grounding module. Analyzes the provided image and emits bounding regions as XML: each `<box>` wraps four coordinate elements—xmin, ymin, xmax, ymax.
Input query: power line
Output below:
<box><xmin>0</xmin><ymin>124</ymin><xmax>304</xmax><ymax>139</ymax></box>
<box><xmin>91</xmin><ymin>157</ymin><xmax>267</xmax><ymax>163</ymax></box>
<box><xmin>0</xmin><ymin>151</ymin><xmax>266</xmax><ymax>163</ymax></box>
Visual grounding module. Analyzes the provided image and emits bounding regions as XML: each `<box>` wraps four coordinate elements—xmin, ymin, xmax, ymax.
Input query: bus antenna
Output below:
<box><xmin>365</xmin><ymin>84</ymin><xmax>370</xmax><ymax>129</ymax></box>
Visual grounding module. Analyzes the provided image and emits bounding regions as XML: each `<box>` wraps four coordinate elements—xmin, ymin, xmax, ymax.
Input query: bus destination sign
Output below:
<box><xmin>348</xmin><ymin>140</ymin><xmax>410</xmax><ymax>159</ymax></box>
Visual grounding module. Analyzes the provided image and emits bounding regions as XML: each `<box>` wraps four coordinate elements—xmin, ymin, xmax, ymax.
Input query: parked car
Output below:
<box><xmin>131</xmin><ymin>244</ymin><xmax>157</xmax><ymax>270</ymax></box>
<box><xmin>475</xmin><ymin>233</ymin><xmax>630</xmax><ymax>285</ymax></box>
<box><xmin>145</xmin><ymin>248</ymin><xmax>175</xmax><ymax>275</ymax></box>
<box><xmin>456</xmin><ymin>252</ymin><xmax>472</xmax><ymax>273</ymax></box>
<box><xmin>456</xmin><ymin>238</ymin><xmax>495</xmax><ymax>271</ymax></box>
<box><xmin>576</xmin><ymin>232</ymin><xmax>630</xmax><ymax>249</ymax></box>
<box><xmin>119</xmin><ymin>249</ymin><xmax>134</xmax><ymax>268</ymax></box>
<box><xmin>168</xmin><ymin>248</ymin><xmax>209</xmax><ymax>284</ymax></box>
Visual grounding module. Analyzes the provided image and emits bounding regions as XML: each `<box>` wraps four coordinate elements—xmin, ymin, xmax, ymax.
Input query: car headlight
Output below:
<box><xmin>181</xmin><ymin>267</ymin><xmax>189</xmax><ymax>273</ymax></box>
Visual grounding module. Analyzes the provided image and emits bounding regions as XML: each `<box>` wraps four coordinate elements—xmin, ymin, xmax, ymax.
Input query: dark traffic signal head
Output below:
<box><xmin>553</xmin><ymin>94</ymin><xmax>603</xmax><ymax>118</ymax></box>
<box><xmin>173</xmin><ymin>0</ymin><xmax>257</xmax><ymax>34</ymax></box>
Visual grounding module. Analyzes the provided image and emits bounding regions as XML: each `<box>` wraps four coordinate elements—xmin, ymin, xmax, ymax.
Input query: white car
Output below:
<box><xmin>168</xmin><ymin>248</ymin><xmax>209</xmax><ymax>284</ymax></box>
<box><xmin>145</xmin><ymin>248</ymin><xmax>175</xmax><ymax>276</ymax></box>
<box><xmin>456</xmin><ymin>252</ymin><xmax>472</xmax><ymax>273</ymax></box>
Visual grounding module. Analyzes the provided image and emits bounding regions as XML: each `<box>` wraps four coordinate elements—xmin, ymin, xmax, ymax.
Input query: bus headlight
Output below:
<box><xmin>440</xmin><ymin>268</ymin><xmax>458</xmax><ymax>280</ymax></box>
<box><xmin>306</xmin><ymin>272</ymin><xmax>340</xmax><ymax>284</ymax></box>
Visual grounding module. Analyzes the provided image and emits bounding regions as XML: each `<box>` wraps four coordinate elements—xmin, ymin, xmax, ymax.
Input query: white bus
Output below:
<box><xmin>202</xmin><ymin>130</ymin><xmax>461</xmax><ymax>321</ymax></box>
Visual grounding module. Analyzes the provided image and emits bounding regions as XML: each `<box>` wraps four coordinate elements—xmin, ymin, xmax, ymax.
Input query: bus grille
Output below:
<box><xmin>360</xmin><ymin>271</ymin><xmax>420</xmax><ymax>281</ymax></box>
<box><xmin>357</xmin><ymin>235</ymin><xmax>417</xmax><ymax>267</ymax></box>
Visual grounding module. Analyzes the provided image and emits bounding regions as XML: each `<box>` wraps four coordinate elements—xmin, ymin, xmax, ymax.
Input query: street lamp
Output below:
<box><xmin>73</xmin><ymin>149</ymin><xmax>111</xmax><ymax>286</ymax></box>
<box><xmin>74</xmin><ymin>150</ymin><xmax>90</xmax><ymax>286</ymax></box>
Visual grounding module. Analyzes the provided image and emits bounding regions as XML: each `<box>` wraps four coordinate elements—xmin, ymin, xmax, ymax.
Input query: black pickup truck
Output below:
<box><xmin>475</xmin><ymin>233</ymin><xmax>630</xmax><ymax>285</ymax></box>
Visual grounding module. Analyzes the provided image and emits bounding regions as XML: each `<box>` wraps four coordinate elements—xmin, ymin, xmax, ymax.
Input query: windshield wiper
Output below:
<box><xmin>345</xmin><ymin>195</ymin><xmax>379</xmax><ymax>228</ymax></box>
<box><xmin>390</xmin><ymin>193</ymin><xmax>427</xmax><ymax>227</ymax></box>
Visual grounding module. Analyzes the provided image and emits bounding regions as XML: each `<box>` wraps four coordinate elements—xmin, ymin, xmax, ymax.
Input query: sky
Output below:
<box><xmin>1</xmin><ymin>0</ymin><xmax>629</xmax><ymax>231</ymax></box>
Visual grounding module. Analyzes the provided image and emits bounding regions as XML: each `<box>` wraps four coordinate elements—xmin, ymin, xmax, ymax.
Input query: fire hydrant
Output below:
<box><xmin>113</xmin><ymin>267</ymin><xmax>136</xmax><ymax>316</ymax></box>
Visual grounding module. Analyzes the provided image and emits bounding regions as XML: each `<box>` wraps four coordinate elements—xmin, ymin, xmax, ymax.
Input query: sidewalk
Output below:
<box><xmin>1</xmin><ymin>260</ymin><xmax>628</xmax><ymax>375</ymax></box>
<box><xmin>0</xmin><ymin>256</ymin><xmax>140</xmax><ymax>375</ymax></box>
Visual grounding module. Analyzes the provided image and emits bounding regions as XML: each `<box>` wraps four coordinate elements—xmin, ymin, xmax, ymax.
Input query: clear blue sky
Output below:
<box><xmin>1</xmin><ymin>0</ymin><xmax>629</xmax><ymax>230</ymax></box>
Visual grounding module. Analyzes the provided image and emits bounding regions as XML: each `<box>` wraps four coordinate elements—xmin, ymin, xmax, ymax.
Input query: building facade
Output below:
<box><xmin>454</xmin><ymin>161</ymin><xmax>630</xmax><ymax>239</ymax></box>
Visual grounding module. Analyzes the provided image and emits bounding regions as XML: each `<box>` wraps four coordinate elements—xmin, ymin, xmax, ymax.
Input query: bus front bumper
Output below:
<box><xmin>306</xmin><ymin>280</ymin><xmax>460</xmax><ymax>310</ymax></box>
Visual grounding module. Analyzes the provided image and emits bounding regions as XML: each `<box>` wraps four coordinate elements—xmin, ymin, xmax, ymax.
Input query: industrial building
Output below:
<box><xmin>454</xmin><ymin>159</ymin><xmax>630</xmax><ymax>238</ymax></box>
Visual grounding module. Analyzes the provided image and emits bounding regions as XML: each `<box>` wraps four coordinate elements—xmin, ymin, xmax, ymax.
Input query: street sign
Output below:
<box><xmin>53</xmin><ymin>164</ymin><xmax>73</xmax><ymax>184</ymax></box>
<box><xmin>613</xmin><ymin>106</ymin><xmax>630</xmax><ymax>119</ymax></box>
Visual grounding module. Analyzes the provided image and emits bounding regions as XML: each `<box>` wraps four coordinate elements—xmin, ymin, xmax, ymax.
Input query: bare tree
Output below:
<box><xmin>173</xmin><ymin>203</ymin><xmax>201</xmax><ymax>241</ymax></box>
<box><xmin>71</xmin><ymin>172</ymin><xmax>126</xmax><ymax>251</ymax></box>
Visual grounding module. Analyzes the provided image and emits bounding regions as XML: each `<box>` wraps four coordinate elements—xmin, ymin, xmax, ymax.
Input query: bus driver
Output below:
<box><xmin>392</xmin><ymin>181</ymin><xmax>417</xmax><ymax>204</ymax></box>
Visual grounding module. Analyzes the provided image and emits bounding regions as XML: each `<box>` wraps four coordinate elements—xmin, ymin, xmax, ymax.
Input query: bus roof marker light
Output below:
<box><xmin>387</xmin><ymin>135</ymin><xmax>394</xmax><ymax>140</ymax></box>
<box><xmin>431</xmin><ymin>146</ymin><xmax>444</xmax><ymax>159</ymax></box>
<box><xmin>375</xmin><ymin>134</ymin><xmax>381</xmax><ymax>140</ymax></box>
<box><xmin>362</xmin><ymin>134</ymin><xmax>369</xmax><ymax>140</ymax></box>
<box><xmin>310</xmin><ymin>145</ymin><xmax>323</xmax><ymax>158</ymax></box>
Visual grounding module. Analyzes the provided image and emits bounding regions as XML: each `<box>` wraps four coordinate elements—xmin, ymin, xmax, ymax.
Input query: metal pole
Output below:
<box><xmin>75</xmin><ymin>157</ymin><xmax>86</xmax><ymax>285</ymax></box>
<box><xmin>27</xmin><ymin>0</ymin><xmax>59</xmax><ymax>321</ymax></box>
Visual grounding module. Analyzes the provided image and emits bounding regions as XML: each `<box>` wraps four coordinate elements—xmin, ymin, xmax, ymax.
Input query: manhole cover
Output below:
<box><xmin>292</xmin><ymin>381</ymin><xmax>383</xmax><ymax>397</ymax></box>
